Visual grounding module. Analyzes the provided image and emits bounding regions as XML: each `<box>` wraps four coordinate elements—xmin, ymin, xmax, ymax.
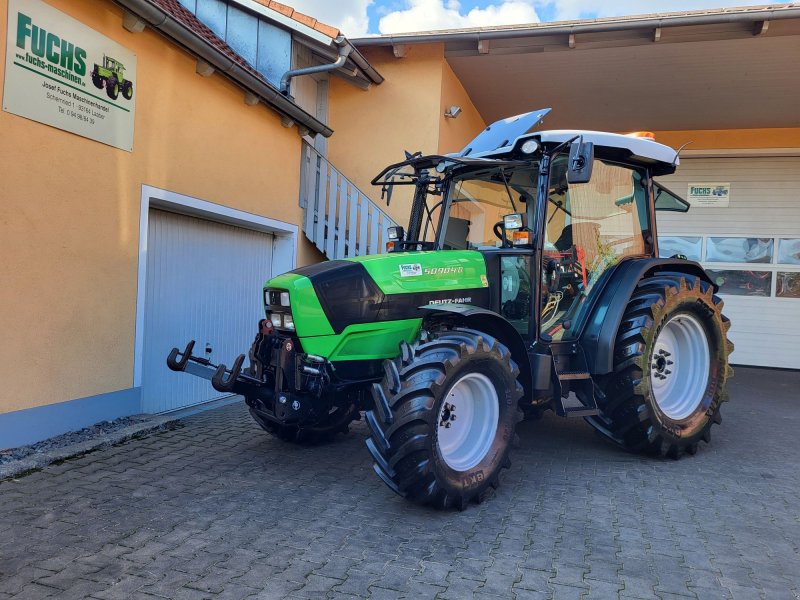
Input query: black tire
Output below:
<box><xmin>366</xmin><ymin>328</ymin><xmax>523</xmax><ymax>509</ymax></box>
<box><xmin>587</xmin><ymin>274</ymin><xmax>733</xmax><ymax>458</ymax></box>
<box><xmin>249</xmin><ymin>402</ymin><xmax>358</xmax><ymax>445</ymax></box>
<box><xmin>106</xmin><ymin>76</ymin><xmax>119</xmax><ymax>100</ymax></box>
<box><xmin>91</xmin><ymin>72</ymin><xmax>104</xmax><ymax>89</ymax></box>
<box><xmin>122</xmin><ymin>80</ymin><xmax>133</xmax><ymax>100</ymax></box>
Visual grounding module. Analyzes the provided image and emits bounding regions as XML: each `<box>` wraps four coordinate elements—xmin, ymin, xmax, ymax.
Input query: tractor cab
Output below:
<box><xmin>104</xmin><ymin>55</ymin><xmax>124</xmax><ymax>75</ymax></box>
<box><xmin>373</xmin><ymin>111</ymin><xmax>689</xmax><ymax>349</ymax></box>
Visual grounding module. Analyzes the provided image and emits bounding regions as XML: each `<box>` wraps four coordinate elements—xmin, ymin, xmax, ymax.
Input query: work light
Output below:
<box><xmin>280</xmin><ymin>292</ymin><xmax>290</xmax><ymax>306</ymax></box>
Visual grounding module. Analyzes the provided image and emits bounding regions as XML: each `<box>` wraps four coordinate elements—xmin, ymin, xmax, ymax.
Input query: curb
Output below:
<box><xmin>0</xmin><ymin>415</ymin><xmax>183</xmax><ymax>481</ymax></box>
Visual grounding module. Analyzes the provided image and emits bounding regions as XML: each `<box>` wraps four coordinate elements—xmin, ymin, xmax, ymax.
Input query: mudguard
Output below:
<box><xmin>420</xmin><ymin>304</ymin><xmax>534</xmax><ymax>397</ymax></box>
<box><xmin>580</xmin><ymin>258</ymin><xmax>714</xmax><ymax>375</ymax></box>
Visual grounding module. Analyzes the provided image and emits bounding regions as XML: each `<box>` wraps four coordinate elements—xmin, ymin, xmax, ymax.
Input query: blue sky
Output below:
<box><xmin>285</xmin><ymin>1</ymin><xmax>763</xmax><ymax>37</ymax></box>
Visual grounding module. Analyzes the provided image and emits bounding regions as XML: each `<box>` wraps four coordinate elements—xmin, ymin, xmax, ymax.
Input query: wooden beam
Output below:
<box><xmin>653</xmin><ymin>27</ymin><xmax>662</xmax><ymax>42</ymax></box>
<box><xmin>568</xmin><ymin>33</ymin><xmax>576</xmax><ymax>49</ymax></box>
<box><xmin>392</xmin><ymin>44</ymin><xmax>408</xmax><ymax>58</ymax></box>
<box><xmin>754</xmin><ymin>20</ymin><xmax>770</xmax><ymax>36</ymax></box>
<box><xmin>244</xmin><ymin>92</ymin><xmax>259</xmax><ymax>106</ymax></box>
<box><xmin>478</xmin><ymin>39</ymin><xmax>490</xmax><ymax>55</ymax></box>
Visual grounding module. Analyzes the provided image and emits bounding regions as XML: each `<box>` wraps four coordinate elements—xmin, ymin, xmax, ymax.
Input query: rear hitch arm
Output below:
<box><xmin>167</xmin><ymin>340</ymin><xmax>196</xmax><ymax>371</ymax></box>
<box><xmin>211</xmin><ymin>354</ymin><xmax>246</xmax><ymax>392</ymax></box>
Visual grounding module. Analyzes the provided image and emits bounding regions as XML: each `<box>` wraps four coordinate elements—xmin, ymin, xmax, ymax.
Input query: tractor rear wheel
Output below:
<box><xmin>587</xmin><ymin>274</ymin><xmax>733</xmax><ymax>458</ymax></box>
<box><xmin>106</xmin><ymin>76</ymin><xmax>119</xmax><ymax>100</ymax></box>
<box><xmin>366</xmin><ymin>328</ymin><xmax>523</xmax><ymax>509</ymax></box>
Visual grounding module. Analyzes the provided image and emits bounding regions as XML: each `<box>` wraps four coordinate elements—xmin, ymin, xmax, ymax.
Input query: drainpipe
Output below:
<box><xmin>280</xmin><ymin>37</ymin><xmax>352</xmax><ymax>95</ymax></box>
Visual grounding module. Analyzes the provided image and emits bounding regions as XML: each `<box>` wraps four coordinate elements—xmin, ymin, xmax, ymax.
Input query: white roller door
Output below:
<box><xmin>141</xmin><ymin>209</ymin><xmax>274</xmax><ymax>412</ymax></box>
<box><xmin>657</xmin><ymin>156</ymin><xmax>800</xmax><ymax>369</ymax></box>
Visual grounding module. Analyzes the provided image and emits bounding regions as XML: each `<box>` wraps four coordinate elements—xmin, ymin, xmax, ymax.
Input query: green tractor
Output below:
<box><xmin>91</xmin><ymin>55</ymin><xmax>133</xmax><ymax>101</ymax></box>
<box><xmin>168</xmin><ymin>109</ymin><xmax>733</xmax><ymax>509</ymax></box>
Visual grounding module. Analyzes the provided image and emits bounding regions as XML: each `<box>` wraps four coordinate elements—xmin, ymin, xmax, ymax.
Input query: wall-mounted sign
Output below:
<box><xmin>3</xmin><ymin>0</ymin><xmax>136</xmax><ymax>151</ymax></box>
<box><xmin>687</xmin><ymin>183</ymin><xmax>730</xmax><ymax>208</ymax></box>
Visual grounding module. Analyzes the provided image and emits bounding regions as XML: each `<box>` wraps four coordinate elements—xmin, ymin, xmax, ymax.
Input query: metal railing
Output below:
<box><xmin>300</xmin><ymin>141</ymin><xmax>397</xmax><ymax>259</ymax></box>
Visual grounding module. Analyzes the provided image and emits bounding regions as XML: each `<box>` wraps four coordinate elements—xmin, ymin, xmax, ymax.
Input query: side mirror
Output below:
<box><xmin>567</xmin><ymin>140</ymin><xmax>594</xmax><ymax>184</ymax></box>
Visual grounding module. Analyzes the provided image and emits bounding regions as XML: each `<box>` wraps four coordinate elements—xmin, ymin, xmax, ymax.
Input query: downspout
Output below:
<box><xmin>280</xmin><ymin>37</ymin><xmax>352</xmax><ymax>95</ymax></box>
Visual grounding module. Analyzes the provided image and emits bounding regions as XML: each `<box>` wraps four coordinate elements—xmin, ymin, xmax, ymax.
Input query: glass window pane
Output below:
<box><xmin>501</xmin><ymin>256</ymin><xmax>532</xmax><ymax>336</ymax></box>
<box><xmin>654</xmin><ymin>182</ymin><xmax>690</xmax><ymax>212</ymax></box>
<box><xmin>778</xmin><ymin>239</ymin><xmax>800</xmax><ymax>265</ymax></box>
<box><xmin>706</xmin><ymin>237</ymin><xmax>773</xmax><ymax>263</ymax></box>
<box><xmin>777</xmin><ymin>272</ymin><xmax>800</xmax><ymax>298</ymax></box>
<box><xmin>658</xmin><ymin>236</ymin><xmax>702</xmax><ymax>261</ymax></box>
<box><xmin>707</xmin><ymin>269</ymin><xmax>772</xmax><ymax>296</ymax></box>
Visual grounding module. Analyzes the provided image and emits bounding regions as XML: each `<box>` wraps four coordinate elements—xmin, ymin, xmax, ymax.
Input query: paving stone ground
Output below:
<box><xmin>1</xmin><ymin>366</ymin><xmax>798</xmax><ymax>599</ymax></box>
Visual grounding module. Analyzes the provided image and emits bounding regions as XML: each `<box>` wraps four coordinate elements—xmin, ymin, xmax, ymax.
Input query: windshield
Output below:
<box><xmin>441</xmin><ymin>165</ymin><xmax>540</xmax><ymax>250</ymax></box>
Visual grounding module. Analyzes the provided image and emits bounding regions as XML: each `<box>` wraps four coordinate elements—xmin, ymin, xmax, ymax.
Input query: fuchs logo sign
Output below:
<box><xmin>3</xmin><ymin>0</ymin><xmax>137</xmax><ymax>151</ymax></box>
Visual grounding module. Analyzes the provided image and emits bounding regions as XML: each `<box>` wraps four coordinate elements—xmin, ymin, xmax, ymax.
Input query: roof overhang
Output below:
<box><xmin>353</xmin><ymin>5</ymin><xmax>800</xmax><ymax>132</ymax></box>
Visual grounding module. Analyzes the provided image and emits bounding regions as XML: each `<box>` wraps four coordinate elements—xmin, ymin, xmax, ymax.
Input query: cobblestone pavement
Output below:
<box><xmin>1</xmin><ymin>367</ymin><xmax>798</xmax><ymax>600</ymax></box>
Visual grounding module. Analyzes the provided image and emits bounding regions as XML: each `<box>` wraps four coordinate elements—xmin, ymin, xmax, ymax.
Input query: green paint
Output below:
<box><xmin>346</xmin><ymin>250</ymin><xmax>488</xmax><ymax>295</ymax></box>
<box><xmin>264</xmin><ymin>250</ymin><xmax>487</xmax><ymax>363</ymax></box>
<box><xmin>302</xmin><ymin>319</ymin><xmax>422</xmax><ymax>361</ymax></box>
<box><xmin>264</xmin><ymin>273</ymin><xmax>334</xmax><ymax>338</ymax></box>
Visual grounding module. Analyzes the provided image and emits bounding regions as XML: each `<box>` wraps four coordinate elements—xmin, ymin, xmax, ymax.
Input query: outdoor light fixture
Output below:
<box><xmin>444</xmin><ymin>105</ymin><xmax>462</xmax><ymax>119</ymax></box>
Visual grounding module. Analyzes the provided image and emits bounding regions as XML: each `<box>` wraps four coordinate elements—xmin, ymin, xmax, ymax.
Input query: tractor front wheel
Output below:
<box><xmin>106</xmin><ymin>76</ymin><xmax>119</xmax><ymax>100</ymax></box>
<box><xmin>248</xmin><ymin>402</ymin><xmax>357</xmax><ymax>444</ymax></box>
<box><xmin>366</xmin><ymin>328</ymin><xmax>523</xmax><ymax>509</ymax></box>
<box><xmin>91</xmin><ymin>72</ymin><xmax>104</xmax><ymax>89</ymax></box>
<box><xmin>587</xmin><ymin>274</ymin><xmax>733</xmax><ymax>458</ymax></box>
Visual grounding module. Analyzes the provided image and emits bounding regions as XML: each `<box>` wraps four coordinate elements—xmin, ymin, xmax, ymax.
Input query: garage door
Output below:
<box><xmin>657</xmin><ymin>156</ymin><xmax>800</xmax><ymax>369</ymax></box>
<box><xmin>141</xmin><ymin>209</ymin><xmax>273</xmax><ymax>413</ymax></box>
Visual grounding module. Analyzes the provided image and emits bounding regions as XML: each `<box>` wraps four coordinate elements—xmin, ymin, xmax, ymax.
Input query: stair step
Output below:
<box><xmin>558</xmin><ymin>370</ymin><xmax>592</xmax><ymax>381</ymax></box>
<box><xmin>563</xmin><ymin>406</ymin><xmax>600</xmax><ymax>417</ymax></box>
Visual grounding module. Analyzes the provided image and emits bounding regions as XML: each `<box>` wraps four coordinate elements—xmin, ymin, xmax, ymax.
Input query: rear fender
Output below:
<box><xmin>420</xmin><ymin>304</ymin><xmax>532</xmax><ymax>400</ymax></box>
<box><xmin>581</xmin><ymin>258</ymin><xmax>714</xmax><ymax>375</ymax></box>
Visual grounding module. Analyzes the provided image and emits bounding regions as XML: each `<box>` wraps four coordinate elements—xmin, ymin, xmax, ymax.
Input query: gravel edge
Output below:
<box><xmin>0</xmin><ymin>415</ymin><xmax>183</xmax><ymax>480</ymax></box>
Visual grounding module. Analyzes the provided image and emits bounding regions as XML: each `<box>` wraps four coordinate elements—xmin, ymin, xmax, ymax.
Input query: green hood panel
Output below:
<box><xmin>343</xmin><ymin>250</ymin><xmax>488</xmax><ymax>295</ymax></box>
<box><xmin>263</xmin><ymin>251</ymin><xmax>489</xmax><ymax>361</ymax></box>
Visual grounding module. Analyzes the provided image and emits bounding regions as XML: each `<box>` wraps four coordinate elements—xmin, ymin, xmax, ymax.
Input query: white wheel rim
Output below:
<box><xmin>437</xmin><ymin>372</ymin><xmax>500</xmax><ymax>471</ymax></box>
<box><xmin>650</xmin><ymin>313</ymin><xmax>710</xmax><ymax>420</ymax></box>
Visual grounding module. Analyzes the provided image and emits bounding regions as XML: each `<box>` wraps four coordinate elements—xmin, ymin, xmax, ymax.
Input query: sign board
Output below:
<box><xmin>3</xmin><ymin>0</ymin><xmax>136</xmax><ymax>151</ymax></box>
<box><xmin>687</xmin><ymin>183</ymin><xmax>731</xmax><ymax>208</ymax></box>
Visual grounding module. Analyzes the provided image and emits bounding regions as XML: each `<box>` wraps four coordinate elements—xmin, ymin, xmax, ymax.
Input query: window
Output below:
<box><xmin>541</xmin><ymin>160</ymin><xmax>649</xmax><ymax>339</ymax></box>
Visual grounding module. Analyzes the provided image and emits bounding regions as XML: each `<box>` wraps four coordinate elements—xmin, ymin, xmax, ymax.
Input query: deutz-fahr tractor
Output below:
<box><xmin>168</xmin><ymin>109</ymin><xmax>733</xmax><ymax>510</ymax></box>
<box><xmin>91</xmin><ymin>55</ymin><xmax>133</xmax><ymax>101</ymax></box>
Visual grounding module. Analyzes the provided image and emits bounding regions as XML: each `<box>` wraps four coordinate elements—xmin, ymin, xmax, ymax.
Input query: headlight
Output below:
<box><xmin>269</xmin><ymin>313</ymin><xmax>282</xmax><ymax>328</ymax></box>
<box><xmin>280</xmin><ymin>292</ymin><xmax>290</xmax><ymax>306</ymax></box>
<box><xmin>283</xmin><ymin>314</ymin><xmax>295</xmax><ymax>330</ymax></box>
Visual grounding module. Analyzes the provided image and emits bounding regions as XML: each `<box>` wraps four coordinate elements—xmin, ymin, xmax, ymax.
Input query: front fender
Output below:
<box><xmin>420</xmin><ymin>304</ymin><xmax>534</xmax><ymax>399</ymax></box>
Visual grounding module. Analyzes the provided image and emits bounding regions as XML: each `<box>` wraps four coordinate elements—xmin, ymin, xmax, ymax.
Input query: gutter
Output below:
<box><xmin>114</xmin><ymin>0</ymin><xmax>333</xmax><ymax>137</ymax></box>
<box><xmin>353</xmin><ymin>6</ymin><xmax>800</xmax><ymax>46</ymax></box>
<box><xmin>280</xmin><ymin>37</ymin><xmax>352</xmax><ymax>94</ymax></box>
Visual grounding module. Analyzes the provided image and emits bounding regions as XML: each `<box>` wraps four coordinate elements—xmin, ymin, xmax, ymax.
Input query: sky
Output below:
<box><xmin>281</xmin><ymin>0</ymin><xmax>765</xmax><ymax>36</ymax></box>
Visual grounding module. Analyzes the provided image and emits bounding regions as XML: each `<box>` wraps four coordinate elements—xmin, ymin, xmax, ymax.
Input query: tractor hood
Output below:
<box><xmin>266</xmin><ymin>251</ymin><xmax>489</xmax><ymax>340</ymax></box>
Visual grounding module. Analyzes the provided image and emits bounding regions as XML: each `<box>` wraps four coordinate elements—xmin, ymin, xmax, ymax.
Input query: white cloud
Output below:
<box><xmin>379</xmin><ymin>0</ymin><xmax>541</xmax><ymax>34</ymax></box>
<box><xmin>277</xmin><ymin>0</ymin><xmax>373</xmax><ymax>37</ymax></box>
<box><xmin>534</xmin><ymin>0</ymin><xmax>759</xmax><ymax>21</ymax></box>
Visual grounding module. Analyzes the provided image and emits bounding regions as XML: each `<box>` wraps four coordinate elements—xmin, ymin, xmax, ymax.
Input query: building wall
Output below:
<box><xmin>327</xmin><ymin>43</ymin><xmax>485</xmax><ymax>226</ymax></box>
<box><xmin>0</xmin><ymin>0</ymin><xmax>314</xmax><ymax>417</ymax></box>
<box><xmin>653</xmin><ymin>128</ymin><xmax>800</xmax><ymax>151</ymax></box>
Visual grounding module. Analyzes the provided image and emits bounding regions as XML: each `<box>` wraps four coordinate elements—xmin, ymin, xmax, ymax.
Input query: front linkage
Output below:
<box><xmin>167</xmin><ymin>321</ymin><xmax>363</xmax><ymax>440</ymax></box>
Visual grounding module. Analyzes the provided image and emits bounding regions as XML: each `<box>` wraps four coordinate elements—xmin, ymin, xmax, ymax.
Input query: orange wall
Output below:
<box><xmin>0</xmin><ymin>0</ymin><xmax>313</xmax><ymax>413</ymax></box>
<box><xmin>327</xmin><ymin>43</ymin><xmax>486</xmax><ymax>226</ymax></box>
<box><xmin>652</xmin><ymin>128</ymin><xmax>800</xmax><ymax>150</ymax></box>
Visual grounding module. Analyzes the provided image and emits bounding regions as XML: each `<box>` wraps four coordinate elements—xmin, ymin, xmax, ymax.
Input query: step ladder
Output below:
<box><xmin>551</xmin><ymin>345</ymin><xmax>600</xmax><ymax>418</ymax></box>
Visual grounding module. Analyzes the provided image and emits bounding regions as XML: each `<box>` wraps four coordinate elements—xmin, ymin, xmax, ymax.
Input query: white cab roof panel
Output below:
<box><xmin>533</xmin><ymin>130</ymin><xmax>679</xmax><ymax>167</ymax></box>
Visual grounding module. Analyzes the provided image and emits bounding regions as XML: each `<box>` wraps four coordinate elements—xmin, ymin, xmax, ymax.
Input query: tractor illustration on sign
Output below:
<box><xmin>168</xmin><ymin>109</ymin><xmax>734</xmax><ymax>510</ymax></box>
<box><xmin>91</xmin><ymin>55</ymin><xmax>133</xmax><ymax>101</ymax></box>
